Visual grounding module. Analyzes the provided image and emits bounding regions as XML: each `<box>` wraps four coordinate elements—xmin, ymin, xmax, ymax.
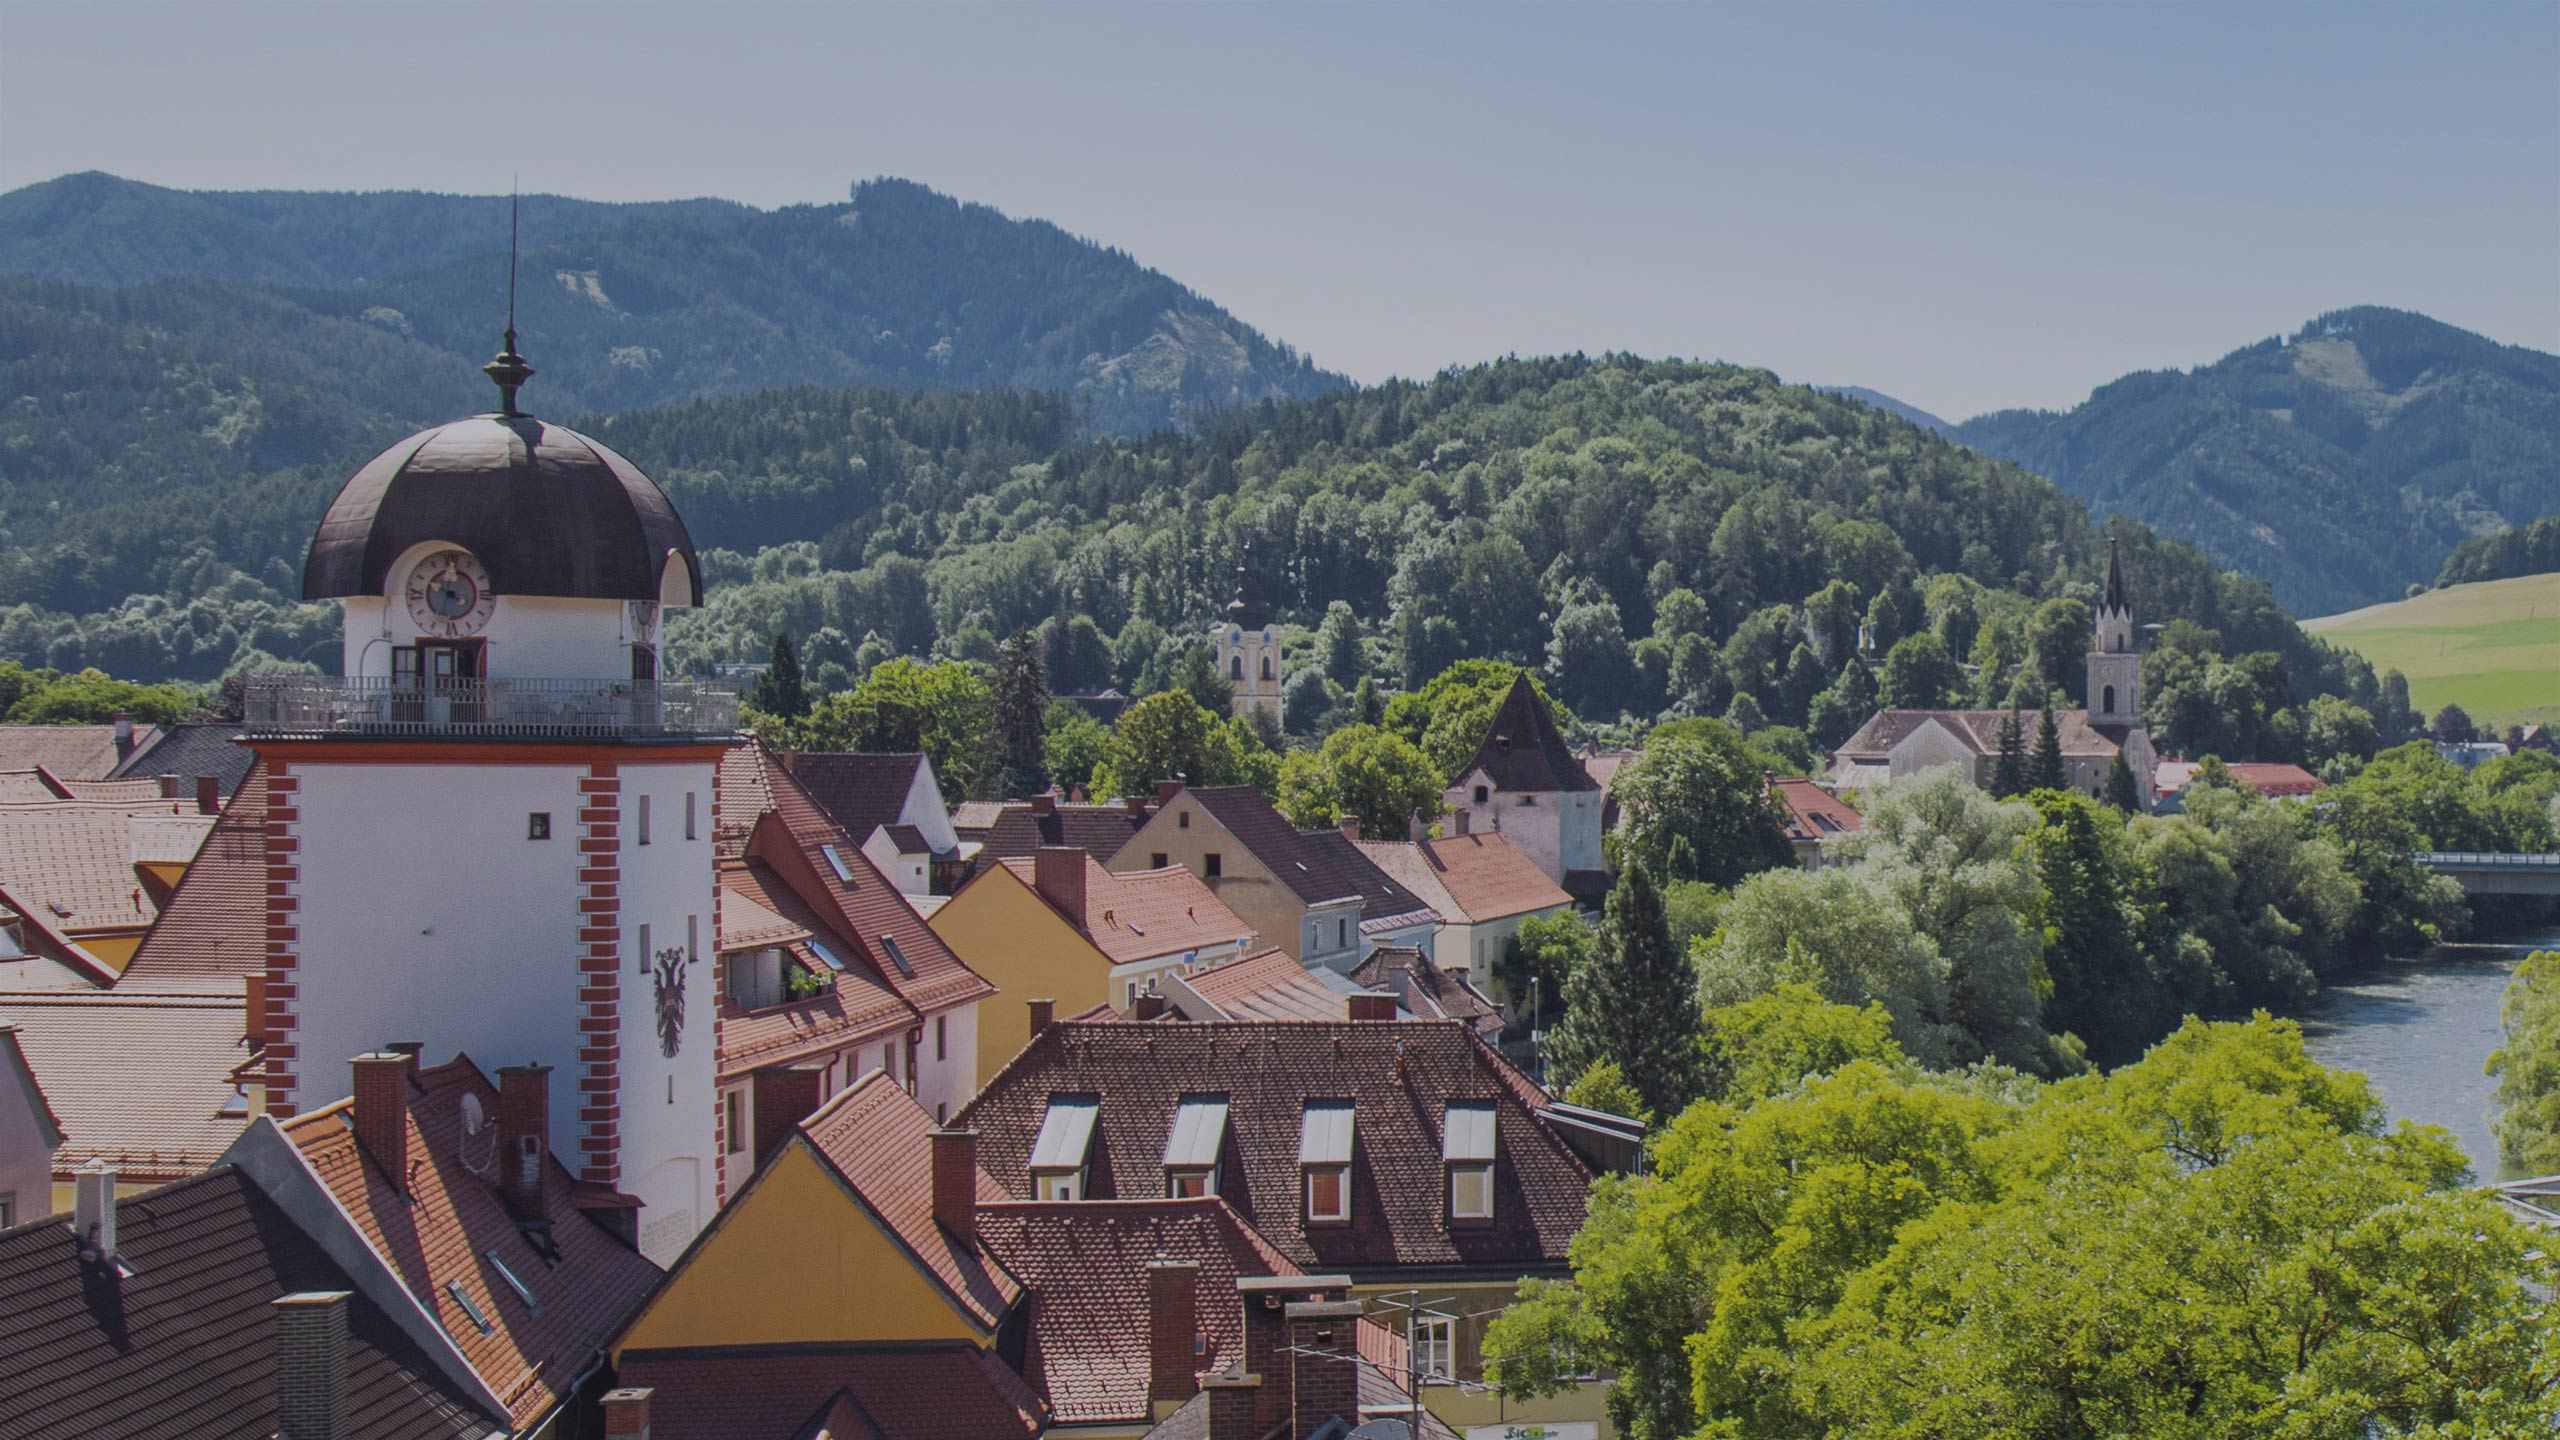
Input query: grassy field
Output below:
<box><xmin>2304</xmin><ymin>572</ymin><xmax>2560</xmax><ymax>729</ymax></box>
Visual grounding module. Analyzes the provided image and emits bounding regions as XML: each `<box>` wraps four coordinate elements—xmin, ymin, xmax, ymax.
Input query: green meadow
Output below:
<box><xmin>2305</xmin><ymin>572</ymin><xmax>2560</xmax><ymax>729</ymax></box>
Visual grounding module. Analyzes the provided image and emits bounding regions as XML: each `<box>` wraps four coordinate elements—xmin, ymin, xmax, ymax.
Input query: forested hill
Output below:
<box><xmin>1953</xmin><ymin>307</ymin><xmax>2560</xmax><ymax>616</ymax></box>
<box><xmin>0</xmin><ymin>172</ymin><xmax>1345</xmax><ymax>434</ymax></box>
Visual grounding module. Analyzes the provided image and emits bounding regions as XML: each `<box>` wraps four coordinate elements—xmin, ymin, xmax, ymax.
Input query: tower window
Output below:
<box><xmin>638</xmin><ymin>795</ymin><xmax>652</xmax><ymax>846</ymax></box>
<box><xmin>685</xmin><ymin>792</ymin><xmax>698</xmax><ymax>841</ymax></box>
<box><xmin>1230</xmin><ymin>655</ymin><xmax>1244</xmax><ymax>680</ymax></box>
<box><xmin>1260</xmin><ymin>655</ymin><xmax>1273</xmax><ymax>680</ymax></box>
<box><xmin>2102</xmin><ymin>684</ymin><xmax>2117</xmax><ymax>714</ymax></box>
<box><xmin>527</xmin><ymin>812</ymin><xmax>551</xmax><ymax>840</ymax></box>
<box><xmin>1205</xmin><ymin>853</ymin><xmax>1223</xmax><ymax>879</ymax></box>
<box><xmin>637</xmin><ymin>923</ymin><xmax>651</xmax><ymax>976</ymax></box>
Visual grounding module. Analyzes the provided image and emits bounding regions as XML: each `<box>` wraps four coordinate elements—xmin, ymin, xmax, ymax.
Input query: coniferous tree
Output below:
<box><xmin>1991</xmin><ymin>709</ymin><xmax>2027</xmax><ymax>798</ymax></box>
<box><xmin>2029</xmin><ymin>703</ymin><xmax>2067</xmax><ymax>792</ymax></box>
<box><xmin>753</xmin><ymin>630</ymin><xmax>809</xmax><ymax>719</ymax></box>
<box><xmin>2105</xmin><ymin>751</ymin><xmax>2141</xmax><ymax>813</ymax></box>
<box><xmin>992</xmin><ymin>628</ymin><xmax>1050</xmax><ymax>798</ymax></box>
<box><xmin>1546</xmin><ymin>859</ymin><xmax>1708</xmax><ymax>1119</ymax></box>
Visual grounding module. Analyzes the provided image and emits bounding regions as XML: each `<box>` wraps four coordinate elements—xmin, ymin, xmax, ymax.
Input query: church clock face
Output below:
<box><xmin>406</xmin><ymin>550</ymin><xmax>497</xmax><ymax>638</ymax></box>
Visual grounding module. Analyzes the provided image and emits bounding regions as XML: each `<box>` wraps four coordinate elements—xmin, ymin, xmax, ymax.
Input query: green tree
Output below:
<box><xmin>1700</xmin><ymin>864</ymin><xmax>1960</xmax><ymax>1067</ymax></box>
<box><xmin>2430</xmin><ymin>702</ymin><xmax>2478</xmax><ymax>744</ymax></box>
<box><xmin>1703</xmin><ymin>981</ymin><xmax>1908</xmax><ymax>1106</ymax></box>
<box><xmin>1</xmin><ymin>667</ymin><xmax>204</xmax><ymax>725</ymax></box>
<box><xmin>795</xmin><ymin>657</ymin><xmax>994</xmax><ymax>802</ymax></box>
<box><xmin>2028</xmin><ymin>701</ymin><xmax>2067</xmax><ymax>792</ymax></box>
<box><xmin>1546</xmin><ymin>860</ymin><xmax>1708</xmax><ymax>1119</ymax></box>
<box><xmin>1316</xmin><ymin>600</ymin><xmax>1365</xmax><ymax>685</ymax></box>
<box><xmin>1877</xmin><ymin>630</ymin><xmax>1960</xmax><ymax>709</ymax></box>
<box><xmin>1561</xmin><ymin>1060</ymin><xmax>1646</xmax><ymax>1121</ymax></box>
<box><xmin>1041</xmin><ymin>700</ymin><xmax>1110</xmax><ymax>794</ymax></box>
<box><xmin>2030</xmin><ymin>790</ymin><xmax>2161</xmax><ymax>1060</ymax></box>
<box><xmin>1280</xmin><ymin>668</ymin><xmax>1332</xmax><ymax>735</ymax></box>
<box><xmin>1088</xmin><ymin>690</ymin><xmax>1271</xmax><ymax>800</ymax></box>
<box><xmin>2105</xmin><ymin>750</ymin><xmax>2141</xmax><ymax>812</ymax></box>
<box><xmin>751</xmin><ymin>630</ymin><xmax>811</xmax><ymax>719</ymax></box>
<box><xmin>1990</xmin><ymin>708</ymin><xmax>2027</xmax><ymax>797</ymax></box>
<box><xmin>1805</xmin><ymin>657</ymin><xmax>1878</xmax><ymax>751</ymax></box>
<box><xmin>1272</xmin><ymin>724</ymin><xmax>1442</xmax><ymax>838</ymax></box>
<box><xmin>2490</xmin><ymin>951</ymin><xmax>2560</xmax><ymax>1173</ymax></box>
<box><xmin>1171</xmin><ymin>644</ymin><xmax>1232</xmax><ymax>715</ymax></box>
<box><xmin>1498</xmin><ymin>910</ymin><xmax>1594</xmax><ymax>1024</ymax></box>
<box><xmin>991</xmin><ymin>628</ymin><xmax>1049</xmax><ymax>798</ymax></box>
<box><xmin>1611</xmin><ymin>719</ymin><xmax>1794</xmax><ymax>886</ymax></box>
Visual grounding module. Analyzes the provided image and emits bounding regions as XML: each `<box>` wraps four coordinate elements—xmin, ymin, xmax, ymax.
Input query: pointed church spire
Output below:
<box><xmin>482</xmin><ymin>185</ymin><xmax>535</xmax><ymax>416</ymax></box>
<box><xmin>2102</xmin><ymin>535</ymin><xmax>2129</xmax><ymax>616</ymax></box>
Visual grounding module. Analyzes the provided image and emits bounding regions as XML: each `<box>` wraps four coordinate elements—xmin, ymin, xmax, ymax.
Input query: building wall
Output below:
<box><xmin>1884</xmin><ymin>724</ymin><xmax>1986</xmax><ymax>785</ymax></box>
<box><xmin>1214</xmin><ymin>624</ymin><xmax>1284</xmax><ymax>728</ymax></box>
<box><xmin>929</xmin><ymin>867</ymin><xmax>1115</xmax><ymax>1088</ymax></box>
<box><xmin>1351</xmin><ymin>1280</ymin><xmax>1612</xmax><ymax>1436</ymax></box>
<box><xmin>1300</xmin><ymin>897</ymin><xmax>1367</xmax><ymax>972</ymax></box>
<box><xmin>615</xmin><ymin>757</ymin><xmax>722</xmax><ymax>1265</ymax></box>
<box><xmin>1443</xmin><ymin>773</ymin><xmax>1601</xmax><ymax>890</ymax></box>
<box><xmin>859</xmin><ymin>826</ymin><xmax>931</xmax><ymax>896</ymax></box>
<box><xmin>1449</xmin><ymin>904</ymin><xmax>1567</xmax><ymax>1003</ymax></box>
<box><xmin>340</xmin><ymin>592</ymin><xmax>659</xmax><ymax>684</ymax></box>
<box><xmin>914</xmin><ymin>1001</ymin><xmax>976</xmax><ymax>1124</ymax></box>
<box><xmin>0</xmin><ymin>1072</ymin><xmax>53</xmax><ymax>1228</ymax></box>
<box><xmin>612</xmin><ymin>1141</ymin><xmax>988</xmax><ymax>1358</ymax></box>
<box><xmin>1113</xmin><ymin>794</ymin><xmax>1311</xmax><ymax>963</ymax></box>
<box><xmin>897</xmin><ymin>763</ymin><xmax>961</xmax><ymax>855</ymax></box>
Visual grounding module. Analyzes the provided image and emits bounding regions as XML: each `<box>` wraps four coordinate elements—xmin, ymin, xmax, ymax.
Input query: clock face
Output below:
<box><xmin>405</xmin><ymin>550</ymin><xmax>497</xmax><ymax>638</ymax></box>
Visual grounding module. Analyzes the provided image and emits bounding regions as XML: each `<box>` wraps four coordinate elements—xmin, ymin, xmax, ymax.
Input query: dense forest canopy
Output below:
<box><xmin>1955</xmin><ymin>307</ymin><xmax>2560</xmax><ymax>615</ymax></box>
<box><xmin>2434</xmin><ymin>513</ymin><xmax>2560</xmax><ymax>589</ymax></box>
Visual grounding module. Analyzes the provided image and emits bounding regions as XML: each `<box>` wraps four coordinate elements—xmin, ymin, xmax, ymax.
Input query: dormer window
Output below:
<box><xmin>1165</xmin><ymin>1095</ymin><xmax>1228</xmax><ymax>1198</ymax></box>
<box><xmin>1031</xmin><ymin>1094</ymin><xmax>1099</xmax><ymax>1202</ymax></box>
<box><xmin>1444</xmin><ymin>1101</ymin><xmax>1496</xmax><ymax>1221</ymax></box>
<box><xmin>1300</xmin><ymin>1100</ymin><xmax>1354</xmax><ymax>1224</ymax></box>
<box><xmin>728</xmin><ymin>948</ymin><xmax>786</xmax><ymax>1010</ymax></box>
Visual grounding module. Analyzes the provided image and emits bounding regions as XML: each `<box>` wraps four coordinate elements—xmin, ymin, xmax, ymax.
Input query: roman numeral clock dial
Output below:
<box><xmin>405</xmin><ymin>549</ymin><xmax>497</xmax><ymax>638</ymax></box>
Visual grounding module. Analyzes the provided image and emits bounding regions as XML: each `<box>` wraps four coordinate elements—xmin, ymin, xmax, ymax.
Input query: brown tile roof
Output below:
<box><xmin>969</xmin><ymin>801</ymin><xmax>1148</xmax><ymax>876</ymax></box>
<box><xmin>2222</xmin><ymin>762</ymin><xmax>2327</xmax><ymax>798</ymax></box>
<box><xmin>1355</xmin><ymin>834</ymin><xmax>1570</xmax><ymax>925</ymax></box>
<box><xmin>120</xmin><ymin>763</ymin><xmax>270</xmax><ymax>986</ymax></box>
<box><xmin>1174</xmin><ymin>948</ymin><xmax>1353</xmax><ymax>1022</ymax></box>
<box><xmin>725</xmin><ymin>745</ymin><xmax>993</xmax><ymax>1018</ymax></box>
<box><xmin>715</xmin><ymin>866</ymin><xmax>913</xmax><ymax>1080</ymax></box>
<box><xmin>976</xmin><ymin>1198</ymin><xmax>1300</xmax><ymax>1425</ymax></box>
<box><xmin>616</xmin><ymin>1345</ymin><xmax>1043</xmax><ymax>1440</ymax></box>
<box><xmin>948</xmin><ymin>800</ymin><xmax>1007</xmax><ymax>837</ymax></box>
<box><xmin>0</xmin><ymin>724</ymin><xmax>163</xmax><ymax>783</ymax></box>
<box><xmin>1834</xmin><ymin>708</ymin><xmax>2127</xmax><ymax>761</ymax></box>
<box><xmin>0</xmin><ymin>790</ymin><xmax>214</xmax><ymax>951</ymax></box>
<box><xmin>0</xmin><ymin>1166</ymin><xmax>504</xmax><ymax>1439</ymax></box>
<box><xmin>1579</xmin><ymin>747</ymin><xmax>1642</xmax><ymax>793</ymax></box>
<box><xmin>1458</xmin><ymin>677</ymin><xmax>1596</xmax><ymax>793</ymax></box>
<box><xmin>0</xmin><ymin>987</ymin><xmax>252</xmax><ymax>1182</ymax></box>
<box><xmin>995</xmin><ymin>857</ymin><xmax>1254</xmax><ymax>966</ymax></box>
<box><xmin>783</xmin><ymin>753</ymin><xmax>940</xmax><ymax>850</ymax></box>
<box><xmin>1770</xmin><ymin>778</ymin><xmax>1864</xmax><ymax>842</ymax></box>
<box><xmin>281</xmin><ymin>1057</ymin><xmax>664</xmax><ymax>1430</ymax></box>
<box><xmin>797</xmin><ymin>1071</ymin><xmax>1024</xmax><ymax>1330</ymax></box>
<box><xmin>958</xmin><ymin>1020</ymin><xmax>1590</xmax><ymax>1277</ymax></box>
<box><xmin>1349</xmin><ymin>947</ymin><xmax>1504</xmax><ymax>1038</ymax></box>
<box><xmin>1185</xmin><ymin>787</ymin><xmax>1433</xmax><ymax>923</ymax></box>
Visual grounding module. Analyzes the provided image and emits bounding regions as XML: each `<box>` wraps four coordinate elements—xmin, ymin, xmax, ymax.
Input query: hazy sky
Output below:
<box><xmin>2</xmin><ymin>1</ymin><xmax>2551</xmax><ymax>418</ymax></box>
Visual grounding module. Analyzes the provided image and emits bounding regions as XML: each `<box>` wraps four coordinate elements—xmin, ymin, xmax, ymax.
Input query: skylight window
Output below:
<box><xmin>483</xmin><ymin>1250</ymin><xmax>541</xmax><ymax>1316</ymax></box>
<box><xmin>821</xmin><ymin>844</ymin><xmax>854</xmax><ymax>882</ymax></box>
<box><xmin>878</xmin><ymin>933</ymin><xmax>913</xmax><ymax>977</ymax></box>
<box><xmin>806</xmin><ymin>936</ymin><xmax>845</xmax><ymax>971</ymax></box>
<box><xmin>446</xmin><ymin>1282</ymin><xmax>494</xmax><ymax>1335</ymax></box>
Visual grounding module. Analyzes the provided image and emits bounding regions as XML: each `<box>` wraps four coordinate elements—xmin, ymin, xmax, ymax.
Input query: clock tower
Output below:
<box><xmin>245</xmin><ymin>323</ymin><xmax>735</xmax><ymax>1263</ymax></box>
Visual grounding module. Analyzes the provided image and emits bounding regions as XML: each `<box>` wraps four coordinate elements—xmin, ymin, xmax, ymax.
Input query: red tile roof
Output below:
<box><xmin>119</xmin><ymin>763</ymin><xmax>270</xmax><ymax>985</ymax></box>
<box><xmin>2156</xmin><ymin>761</ymin><xmax>2327</xmax><ymax>799</ymax></box>
<box><xmin>281</xmin><ymin>1057</ymin><xmax>664</xmax><ymax>1430</ymax></box>
<box><xmin>0</xmin><ymin>789</ymin><xmax>216</xmax><ymax>946</ymax></box>
<box><xmin>1173</xmin><ymin>948</ymin><xmax>1350</xmax><ymax>1022</ymax></box>
<box><xmin>1354</xmin><ymin>834</ymin><xmax>1571</xmax><ymax>924</ymax></box>
<box><xmin>0</xmin><ymin>1166</ymin><xmax>503</xmax><ymax>1439</ymax></box>
<box><xmin>616</xmin><ymin>1345</ymin><xmax>1043</xmax><ymax>1440</ymax></box>
<box><xmin>716</xmin><ymin>862</ymin><xmax>915</xmax><ymax>1080</ymax></box>
<box><xmin>1349</xmin><ymin>947</ymin><xmax>1505</xmax><ymax>1038</ymax></box>
<box><xmin>796</xmin><ymin>1071</ymin><xmax>1024</xmax><ymax>1330</ymax></box>
<box><xmin>976</xmin><ymin>1198</ymin><xmax>1300</xmax><ymax>1425</ymax></box>
<box><xmin>0</xmin><ymin>987</ymin><xmax>253</xmax><ymax>1182</ymax></box>
<box><xmin>968</xmin><ymin>800</ymin><xmax>1150</xmax><ymax>877</ymax></box>
<box><xmin>1770</xmin><ymin>778</ymin><xmax>1864</xmax><ymax>843</ymax></box>
<box><xmin>0</xmin><ymin>724</ymin><xmax>164</xmax><ymax>783</ymax></box>
<box><xmin>994</xmin><ymin>857</ymin><xmax>1254</xmax><ymax>966</ymax></box>
<box><xmin>958</xmin><ymin>1020</ymin><xmax>1590</xmax><ymax>1276</ymax></box>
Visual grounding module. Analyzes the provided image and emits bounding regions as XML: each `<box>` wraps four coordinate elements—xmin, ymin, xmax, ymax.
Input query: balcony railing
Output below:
<box><xmin>243</xmin><ymin>675</ymin><xmax>739</xmax><ymax>740</ymax></box>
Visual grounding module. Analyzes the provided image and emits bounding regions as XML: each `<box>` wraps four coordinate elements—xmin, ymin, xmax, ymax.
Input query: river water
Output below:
<box><xmin>2294</xmin><ymin>931</ymin><xmax>2560</xmax><ymax>1183</ymax></box>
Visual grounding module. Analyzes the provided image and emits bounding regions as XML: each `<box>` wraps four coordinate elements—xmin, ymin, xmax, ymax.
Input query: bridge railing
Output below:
<box><xmin>2413</xmin><ymin>851</ymin><xmax>2560</xmax><ymax>869</ymax></box>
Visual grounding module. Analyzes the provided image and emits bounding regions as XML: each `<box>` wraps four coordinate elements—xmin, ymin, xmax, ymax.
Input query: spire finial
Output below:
<box><xmin>483</xmin><ymin>181</ymin><xmax>535</xmax><ymax>416</ymax></box>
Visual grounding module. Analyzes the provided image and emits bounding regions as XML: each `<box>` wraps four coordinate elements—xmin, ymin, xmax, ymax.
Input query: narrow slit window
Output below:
<box><xmin>638</xmin><ymin>795</ymin><xmax>652</xmax><ymax>845</ymax></box>
<box><xmin>637</xmin><ymin>923</ymin><xmax>651</xmax><ymax>977</ymax></box>
<box><xmin>684</xmin><ymin>792</ymin><xmax>698</xmax><ymax>841</ymax></box>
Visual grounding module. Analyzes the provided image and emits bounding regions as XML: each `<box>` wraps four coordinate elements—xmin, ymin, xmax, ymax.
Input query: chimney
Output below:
<box><xmin>1236</xmin><ymin>1276</ymin><xmax>1350</xmax><ymax>1431</ymax></box>
<box><xmin>350</xmin><ymin>1052</ymin><xmax>412</xmax><ymax>1186</ymax></box>
<box><xmin>73</xmin><ymin>1157</ymin><xmax>117</xmax><ymax>1264</ymax></box>
<box><xmin>1149</xmin><ymin>1259</ymin><xmax>1202</xmax><ymax>1408</ymax></box>
<box><xmin>1033</xmin><ymin>847</ymin><xmax>1087</xmax><ymax>927</ymax></box>
<box><xmin>1132</xmin><ymin>992</ymin><xmax>1168</xmax><ymax>1021</ymax></box>
<box><xmin>1124</xmin><ymin>794</ymin><xmax>1150</xmax><ymax>817</ymax></box>
<box><xmin>1286</xmin><ymin>1298</ymin><xmax>1366</xmax><ymax>1431</ymax></box>
<box><xmin>156</xmin><ymin>773</ymin><xmax>182</xmax><ymax>799</ymax></box>
<box><xmin>1155</xmin><ymin>779</ymin><xmax>1184</xmax><ymax>806</ymax></box>
<box><xmin>196</xmin><ymin>774</ymin><xmax>221</xmax><ymax>814</ymax></box>
<box><xmin>111</xmin><ymin>711</ymin><xmax>134</xmax><ymax>756</ymax></box>
<box><xmin>1452</xmin><ymin>809</ymin><xmax>1470</xmax><ymax>837</ymax></box>
<box><xmin>600</xmin><ymin>1387</ymin><xmax>654</xmax><ymax>1440</ymax></box>
<box><xmin>1407</xmin><ymin>810</ymin><xmax>1426</xmax><ymax>842</ymax></box>
<box><xmin>1337</xmin><ymin>816</ymin><xmax>1360</xmax><ymax>842</ymax></box>
<box><xmin>272</xmin><ymin>1291</ymin><xmax>352</xmax><ymax>1440</ymax></box>
<box><xmin>495</xmin><ymin>1063</ymin><xmax>550</xmax><ymax>1218</ymax></box>
<box><xmin>931</xmin><ymin>1128</ymin><xmax>978</xmax><ymax>1245</ymax></box>
<box><xmin>1028</xmin><ymin>997</ymin><xmax>1055</xmax><ymax>1039</ymax></box>
<box><xmin>1202</xmin><ymin>1370</ymin><xmax>1262</xmax><ymax>1440</ymax></box>
<box><xmin>1030</xmin><ymin>792</ymin><xmax>1057</xmax><ymax>817</ymax></box>
<box><xmin>1346</xmin><ymin>991</ymin><xmax>1397</xmax><ymax>1022</ymax></box>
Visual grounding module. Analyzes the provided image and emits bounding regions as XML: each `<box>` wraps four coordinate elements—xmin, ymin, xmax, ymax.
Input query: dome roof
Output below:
<box><xmin>302</xmin><ymin>411</ymin><xmax>702</xmax><ymax>606</ymax></box>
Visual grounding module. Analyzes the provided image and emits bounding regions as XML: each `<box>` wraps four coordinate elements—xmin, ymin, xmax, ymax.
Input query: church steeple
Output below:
<box><xmin>2101</xmin><ymin>535</ymin><xmax>2130</xmax><ymax>618</ymax></box>
<box><xmin>2088</xmin><ymin>535</ymin><xmax>2141</xmax><ymax>726</ymax></box>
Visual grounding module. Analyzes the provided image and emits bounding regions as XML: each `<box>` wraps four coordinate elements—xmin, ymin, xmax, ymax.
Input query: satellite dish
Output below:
<box><xmin>456</xmin><ymin>1092</ymin><xmax>497</xmax><ymax>1178</ymax></box>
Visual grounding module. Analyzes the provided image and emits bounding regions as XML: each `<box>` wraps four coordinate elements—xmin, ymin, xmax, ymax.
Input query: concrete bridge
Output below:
<box><xmin>2414</xmin><ymin>852</ymin><xmax>2560</xmax><ymax>896</ymax></box>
